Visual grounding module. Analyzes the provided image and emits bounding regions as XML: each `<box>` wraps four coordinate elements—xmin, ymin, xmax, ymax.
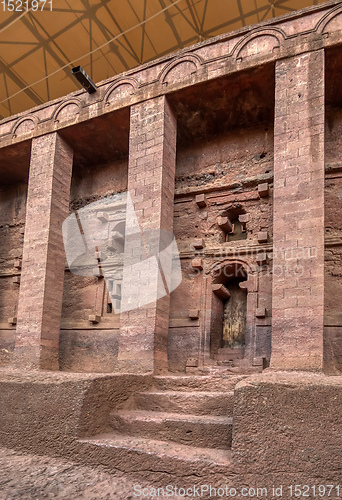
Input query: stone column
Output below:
<box><xmin>271</xmin><ymin>50</ymin><xmax>325</xmax><ymax>370</ymax></box>
<box><xmin>118</xmin><ymin>96</ymin><xmax>177</xmax><ymax>374</ymax></box>
<box><xmin>13</xmin><ymin>133</ymin><xmax>73</xmax><ymax>370</ymax></box>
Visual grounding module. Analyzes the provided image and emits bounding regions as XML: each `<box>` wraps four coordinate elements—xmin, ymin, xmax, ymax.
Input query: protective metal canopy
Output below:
<box><xmin>0</xmin><ymin>0</ymin><xmax>326</xmax><ymax>119</ymax></box>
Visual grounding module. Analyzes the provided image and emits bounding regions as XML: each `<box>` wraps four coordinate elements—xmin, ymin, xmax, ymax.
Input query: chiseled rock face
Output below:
<box><xmin>233</xmin><ymin>372</ymin><xmax>342</xmax><ymax>476</ymax></box>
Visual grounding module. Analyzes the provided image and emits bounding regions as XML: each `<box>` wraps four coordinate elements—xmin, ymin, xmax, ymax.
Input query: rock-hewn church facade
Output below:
<box><xmin>0</xmin><ymin>1</ymin><xmax>342</xmax><ymax>490</ymax></box>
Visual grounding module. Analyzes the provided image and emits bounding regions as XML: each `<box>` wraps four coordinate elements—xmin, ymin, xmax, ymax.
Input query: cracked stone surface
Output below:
<box><xmin>0</xmin><ymin>447</ymin><xmax>161</xmax><ymax>500</ymax></box>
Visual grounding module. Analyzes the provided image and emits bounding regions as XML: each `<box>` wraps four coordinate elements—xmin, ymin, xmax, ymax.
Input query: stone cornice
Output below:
<box><xmin>0</xmin><ymin>0</ymin><xmax>342</xmax><ymax>150</ymax></box>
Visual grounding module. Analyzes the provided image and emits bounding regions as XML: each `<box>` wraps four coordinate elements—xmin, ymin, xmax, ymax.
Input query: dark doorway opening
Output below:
<box><xmin>222</xmin><ymin>278</ymin><xmax>247</xmax><ymax>348</ymax></box>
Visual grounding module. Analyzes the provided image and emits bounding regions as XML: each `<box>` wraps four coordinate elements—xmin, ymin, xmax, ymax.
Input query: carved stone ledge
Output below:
<box><xmin>212</xmin><ymin>284</ymin><xmax>230</xmax><ymax>300</ymax></box>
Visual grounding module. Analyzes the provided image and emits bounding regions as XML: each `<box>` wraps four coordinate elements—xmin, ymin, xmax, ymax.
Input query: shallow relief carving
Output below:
<box><xmin>104</xmin><ymin>78</ymin><xmax>138</xmax><ymax>108</ymax></box>
<box><xmin>316</xmin><ymin>5</ymin><xmax>342</xmax><ymax>34</ymax></box>
<box><xmin>53</xmin><ymin>100</ymin><xmax>81</xmax><ymax>126</ymax></box>
<box><xmin>12</xmin><ymin>117</ymin><xmax>37</xmax><ymax>139</ymax></box>
<box><xmin>159</xmin><ymin>54</ymin><xmax>204</xmax><ymax>87</ymax></box>
<box><xmin>233</xmin><ymin>29</ymin><xmax>285</xmax><ymax>62</ymax></box>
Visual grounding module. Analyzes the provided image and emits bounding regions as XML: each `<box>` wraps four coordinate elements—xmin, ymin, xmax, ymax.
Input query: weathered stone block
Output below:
<box><xmin>238</xmin><ymin>214</ymin><xmax>250</xmax><ymax>224</ymax></box>
<box><xmin>217</xmin><ymin>216</ymin><xmax>233</xmax><ymax>233</ymax></box>
<box><xmin>257</xmin><ymin>232</ymin><xmax>268</xmax><ymax>243</ymax></box>
<box><xmin>191</xmin><ymin>258</ymin><xmax>203</xmax><ymax>270</ymax></box>
<box><xmin>256</xmin><ymin>307</ymin><xmax>266</xmax><ymax>318</ymax></box>
<box><xmin>195</xmin><ymin>194</ymin><xmax>207</xmax><ymax>208</ymax></box>
<box><xmin>189</xmin><ymin>309</ymin><xmax>200</xmax><ymax>320</ymax></box>
<box><xmin>258</xmin><ymin>183</ymin><xmax>270</xmax><ymax>197</ymax></box>
<box><xmin>212</xmin><ymin>284</ymin><xmax>230</xmax><ymax>300</ymax></box>
<box><xmin>192</xmin><ymin>239</ymin><xmax>204</xmax><ymax>250</ymax></box>
<box><xmin>88</xmin><ymin>315</ymin><xmax>101</xmax><ymax>324</ymax></box>
<box><xmin>233</xmin><ymin>373</ymin><xmax>342</xmax><ymax>474</ymax></box>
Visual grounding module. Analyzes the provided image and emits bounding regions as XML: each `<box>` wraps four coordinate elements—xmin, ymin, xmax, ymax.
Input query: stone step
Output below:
<box><xmin>152</xmin><ymin>374</ymin><xmax>246</xmax><ymax>392</ymax></box>
<box><xmin>204</xmin><ymin>365</ymin><xmax>262</xmax><ymax>375</ymax></box>
<box><xmin>132</xmin><ymin>391</ymin><xmax>234</xmax><ymax>416</ymax></box>
<box><xmin>216</xmin><ymin>348</ymin><xmax>245</xmax><ymax>361</ymax></box>
<box><xmin>214</xmin><ymin>354</ymin><xmax>240</xmax><ymax>361</ymax></box>
<box><xmin>214</xmin><ymin>353</ymin><xmax>244</xmax><ymax>362</ymax></box>
<box><xmin>109</xmin><ymin>411</ymin><xmax>233</xmax><ymax>450</ymax></box>
<box><xmin>78</xmin><ymin>433</ymin><xmax>233</xmax><ymax>482</ymax></box>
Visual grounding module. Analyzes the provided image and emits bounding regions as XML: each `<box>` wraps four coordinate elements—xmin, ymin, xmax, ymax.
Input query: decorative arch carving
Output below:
<box><xmin>53</xmin><ymin>99</ymin><xmax>81</xmax><ymax>125</ymax></box>
<box><xmin>159</xmin><ymin>54</ymin><xmax>203</xmax><ymax>86</ymax></box>
<box><xmin>104</xmin><ymin>78</ymin><xmax>138</xmax><ymax>106</ymax></box>
<box><xmin>210</xmin><ymin>258</ymin><xmax>254</xmax><ymax>282</ymax></box>
<box><xmin>12</xmin><ymin>116</ymin><xmax>37</xmax><ymax>139</ymax></box>
<box><xmin>233</xmin><ymin>28</ymin><xmax>285</xmax><ymax>61</ymax></box>
<box><xmin>316</xmin><ymin>5</ymin><xmax>342</xmax><ymax>34</ymax></box>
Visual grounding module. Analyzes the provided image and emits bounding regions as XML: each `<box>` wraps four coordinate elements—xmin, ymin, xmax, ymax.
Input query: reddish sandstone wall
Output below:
<box><xmin>175</xmin><ymin>126</ymin><xmax>273</xmax><ymax>193</ymax></box>
<box><xmin>57</xmin><ymin>123</ymin><xmax>274</xmax><ymax>373</ymax></box>
<box><xmin>325</xmin><ymin>107</ymin><xmax>342</xmax><ymax>374</ymax></box>
<box><xmin>169</xmin><ymin>125</ymin><xmax>274</xmax><ymax>372</ymax></box>
<box><xmin>233</xmin><ymin>372</ymin><xmax>342</xmax><ymax>489</ymax></box>
<box><xmin>70</xmin><ymin>158</ymin><xmax>128</xmax><ymax>208</ymax></box>
<box><xmin>59</xmin><ymin>158</ymin><xmax>127</xmax><ymax>372</ymax></box>
<box><xmin>0</xmin><ymin>371</ymin><xmax>152</xmax><ymax>457</ymax></box>
<box><xmin>168</xmin><ymin>261</ymin><xmax>202</xmax><ymax>372</ymax></box>
<box><xmin>0</xmin><ymin>184</ymin><xmax>26</xmax><ymax>366</ymax></box>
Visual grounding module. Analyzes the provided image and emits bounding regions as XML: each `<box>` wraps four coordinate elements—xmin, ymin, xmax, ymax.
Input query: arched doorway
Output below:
<box><xmin>208</xmin><ymin>261</ymin><xmax>250</xmax><ymax>362</ymax></box>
